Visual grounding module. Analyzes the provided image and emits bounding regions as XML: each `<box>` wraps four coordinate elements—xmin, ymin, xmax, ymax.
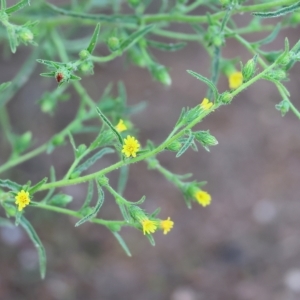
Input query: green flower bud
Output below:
<box><xmin>166</xmin><ymin>140</ymin><xmax>182</xmax><ymax>152</ymax></box>
<box><xmin>194</xmin><ymin>130</ymin><xmax>218</xmax><ymax>151</ymax></box>
<box><xmin>150</xmin><ymin>64</ymin><xmax>172</xmax><ymax>86</ymax></box>
<box><xmin>79</xmin><ymin>49</ymin><xmax>90</xmax><ymax>60</ymax></box>
<box><xmin>77</xmin><ymin>144</ymin><xmax>87</xmax><ymax>157</ymax></box>
<box><xmin>264</xmin><ymin>69</ymin><xmax>287</xmax><ymax>81</ymax></box>
<box><xmin>290</xmin><ymin>12</ymin><xmax>300</xmax><ymax>24</ymax></box>
<box><xmin>242</xmin><ymin>55</ymin><xmax>258</xmax><ymax>82</ymax></box>
<box><xmin>80</xmin><ymin>61</ymin><xmax>94</xmax><ymax>74</ymax></box>
<box><xmin>127</xmin><ymin>0</ymin><xmax>140</xmax><ymax>8</ymax></box>
<box><xmin>212</xmin><ymin>35</ymin><xmax>224</xmax><ymax>47</ymax></box>
<box><xmin>19</xmin><ymin>131</ymin><xmax>32</xmax><ymax>146</ymax></box>
<box><xmin>275</xmin><ymin>99</ymin><xmax>290</xmax><ymax>117</ymax></box>
<box><xmin>218</xmin><ymin>91</ymin><xmax>233</xmax><ymax>105</ymax></box>
<box><xmin>107</xmin><ymin>37</ymin><xmax>120</xmax><ymax>52</ymax></box>
<box><xmin>278</xmin><ymin>52</ymin><xmax>291</xmax><ymax>66</ymax></box>
<box><xmin>129</xmin><ymin>205</ymin><xmax>146</xmax><ymax>222</ymax></box>
<box><xmin>55</xmin><ymin>68</ymin><xmax>71</xmax><ymax>84</ymax></box>
<box><xmin>51</xmin><ymin>135</ymin><xmax>65</xmax><ymax>146</ymax></box>
<box><xmin>18</xmin><ymin>27</ymin><xmax>34</xmax><ymax>44</ymax></box>
<box><xmin>70</xmin><ymin>171</ymin><xmax>81</xmax><ymax>179</ymax></box>
<box><xmin>128</xmin><ymin>47</ymin><xmax>147</xmax><ymax>67</ymax></box>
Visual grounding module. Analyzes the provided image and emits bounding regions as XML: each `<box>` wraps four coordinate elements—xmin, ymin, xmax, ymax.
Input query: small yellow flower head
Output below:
<box><xmin>160</xmin><ymin>217</ymin><xmax>174</xmax><ymax>235</ymax></box>
<box><xmin>194</xmin><ymin>190</ymin><xmax>211</xmax><ymax>207</ymax></box>
<box><xmin>228</xmin><ymin>71</ymin><xmax>243</xmax><ymax>89</ymax></box>
<box><xmin>200</xmin><ymin>98</ymin><xmax>213</xmax><ymax>110</ymax></box>
<box><xmin>15</xmin><ymin>190</ymin><xmax>30</xmax><ymax>211</ymax></box>
<box><xmin>122</xmin><ymin>135</ymin><xmax>140</xmax><ymax>158</ymax></box>
<box><xmin>142</xmin><ymin>219</ymin><xmax>157</xmax><ymax>235</ymax></box>
<box><xmin>115</xmin><ymin>119</ymin><xmax>127</xmax><ymax>132</ymax></box>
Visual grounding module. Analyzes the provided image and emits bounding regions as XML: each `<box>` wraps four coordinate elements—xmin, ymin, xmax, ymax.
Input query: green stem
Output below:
<box><xmin>104</xmin><ymin>183</ymin><xmax>129</xmax><ymax>205</ymax></box>
<box><xmin>1</xmin><ymin>0</ymin><xmax>6</xmax><ymax>10</ymax></box>
<box><xmin>31</xmin><ymin>201</ymin><xmax>128</xmax><ymax>226</ymax></box>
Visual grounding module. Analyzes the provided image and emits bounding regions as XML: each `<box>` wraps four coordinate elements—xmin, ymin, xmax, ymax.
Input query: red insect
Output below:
<box><xmin>56</xmin><ymin>72</ymin><xmax>64</xmax><ymax>83</ymax></box>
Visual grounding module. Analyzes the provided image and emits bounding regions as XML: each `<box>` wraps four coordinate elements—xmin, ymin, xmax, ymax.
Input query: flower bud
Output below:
<box><xmin>80</xmin><ymin>61</ymin><xmax>94</xmax><ymax>74</ymax></box>
<box><xmin>275</xmin><ymin>99</ymin><xmax>290</xmax><ymax>117</ymax></box>
<box><xmin>127</xmin><ymin>0</ymin><xmax>140</xmax><ymax>8</ymax></box>
<box><xmin>107</xmin><ymin>36</ymin><xmax>120</xmax><ymax>52</ymax></box>
<box><xmin>79</xmin><ymin>49</ymin><xmax>90</xmax><ymax>60</ymax></box>
<box><xmin>242</xmin><ymin>55</ymin><xmax>258</xmax><ymax>82</ymax></box>
<box><xmin>18</xmin><ymin>27</ymin><xmax>34</xmax><ymax>44</ymax></box>
<box><xmin>166</xmin><ymin>140</ymin><xmax>182</xmax><ymax>152</ymax></box>
<box><xmin>218</xmin><ymin>91</ymin><xmax>233</xmax><ymax>105</ymax></box>
<box><xmin>264</xmin><ymin>69</ymin><xmax>286</xmax><ymax>81</ymax></box>
<box><xmin>128</xmin><ymin>47</ymin><xmax>147</xmax><ymax>67</ymax></box>
<box><xmin>194</xmin><ymin>130</ymin><xmax>218</xmax><ymax>151</ymax></box>
<box><xmin>150</xmin><ymin>64</ymin><xmax>172</xmax><ymax>86</ymax></box>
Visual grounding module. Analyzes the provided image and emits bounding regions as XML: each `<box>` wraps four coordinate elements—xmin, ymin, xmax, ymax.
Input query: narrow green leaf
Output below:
<box><xmin>252</xmin><ymin>1</ymin><xmax>300</xmax><ymax>18</ymax></box>
<box><xmin>46</xmin><ymin>2</ymin><xmax>138</xmax><ymax>24</ymax></box>
<box><xmin>79</xmin><ymin>181</ymin><xmax>94</xmax><ymax>211</ymax></box>
<box><xmin>5</xmin><ymin>0</ymin><xmax>29</xmax><ymax>14</ymax></box>
<box><xmin>119</xmin><ymin>25</ymin><xmax>155</xmax><ymax>52</ymax></box>
<box><xmin>0</xmin><ymin>179</ymin><xmax>22</xmax><ymax>191</ymax></box>
<box><xmin>75</xmin><ymin>181</ymin><xmax>104</xmax><ymax>227</ymax></box>
<box><xmin>187</xmin><ymin>70</ymin><xmax>219</xmax><ymax>101</ymax></box>
<box><xmin>96</xmin><ymin>107</ymin><xmax>123</xmax><ymax>146</ymax></box>
<box><xmin>37</xmin><ymin>59</ymin><xmax>64</xmax><ymax>68</ymax></box>
<box><xmin>254</xmin><ymin>23</ymin><xmax>281</xmax><ymax>46</ymax></box>
<box><xmin>146</xmin><ymin>234</ymin><xmax>155</xmax><ymax>246</ymax></box>
<box><xmin>130</xmin><ymin>195</ymin><xmax>146</xmax><ymax>205</ymax></box>
<box><xmin>28</xmin><ymin>177</ymin><xmax>48</xmax><ymax>194</ymax></box>
<box><xmin>111</xmin><ymin>231</ymin><xmax>132</xmax><ymax>256</ymax></box>
<box><xmin>117</xmin><ymin>165</ymin><xmax>129</xmax><ymax>195</ymax></box>
<box><xmin>175</xmin><ymin>107</ymin><xmax>187</xmax><ymax>127</ymax></box>
<box><xmin>19</xmin><ymin>216</ymin><xmax>46</xmax><ymax>279</ymax></box>
<box><xmin>70</xmin><ymin>74</ymin><xmax>81</xmax><ymax>81</ymax></box>
<box><xmin>68</xmin><ymin>132</ymin><xmax>77</xmax><ymax>156</ymax></box>
<box><xmin>6</xmin><ymin>25</ymin><xmax>17</xmax><ymax>53</ymax></box>
<box><xmin>176</xmin><ymin>131</ymin><xmax>194</xmax><ymax>158</ymax></box>
<box><xmin>40</xmin><ymin>72</ymin><xmax>56</xmax><ymax>78</ymax></box>
<box><xmin>118</xmin><ymin>203</ymin><xmax>130</xmax><ymax>222</ymax></box>
<box><xmin>0</xmin><ymin>82</ymin><xmax>11</xmax><ymax>93</ymax></box>
<box><xmin>149</xmin><ymin>207</ymin><xmax>161</xmax><ymax>218</ymax></box>
<box><xmin>75</xmin><ymin>147</ymin><xmax>115</xmax><ymax>173</ymax></box>
<box><xmin>147</xmin><ymin>40</ymin><xmax>186</xmax><ymax>52</ymax></box>
<box><xmin>87</xmin><ymin>23</ymin><xmax>100</xmax><ymax>54</ymax></box>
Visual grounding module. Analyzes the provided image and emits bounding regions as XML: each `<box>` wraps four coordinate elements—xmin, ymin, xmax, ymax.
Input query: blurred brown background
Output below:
<box><xmin>1</xmin><ymin>3</ymin><xmax>300</xmax><ymax>300</ymax></box>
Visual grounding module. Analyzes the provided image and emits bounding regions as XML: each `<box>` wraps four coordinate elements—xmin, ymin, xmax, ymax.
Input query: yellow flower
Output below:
<box><xmin>194</xmin><ymin>190</ymin><xmax>211</xmax><ymax>207</ymax></box>
<box><xmin>15</xmin><ymin>190</ymin><xmax>30</xmax><ymax>211</ymax></box>
<box><xmin>122</xmin><ymin>135</ymin><xmax>140</xmax><ymax>158</ymax></box>
<box><xmin>141</xmin><ymin>219</ymin><xmax>157</xmax><ymax>235</ymax></box>
<box><xmin>115</xmin><ymin>119</ymin><xmax>127</xmax><ymax>132</ymax></box>
<box><xmin>228</xmin><ymin>71</ymin><xmax>243</xmax><ymax>89</ymax></box>
<box><xmin>200</xmin><ymin>98</ymin><xmax>213</xmax><ymax>110</ymax></box>
<box><xmin>160</xmin><ymin>217</ymin><xmax>174</xmax><ymax>235</ymax></box>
